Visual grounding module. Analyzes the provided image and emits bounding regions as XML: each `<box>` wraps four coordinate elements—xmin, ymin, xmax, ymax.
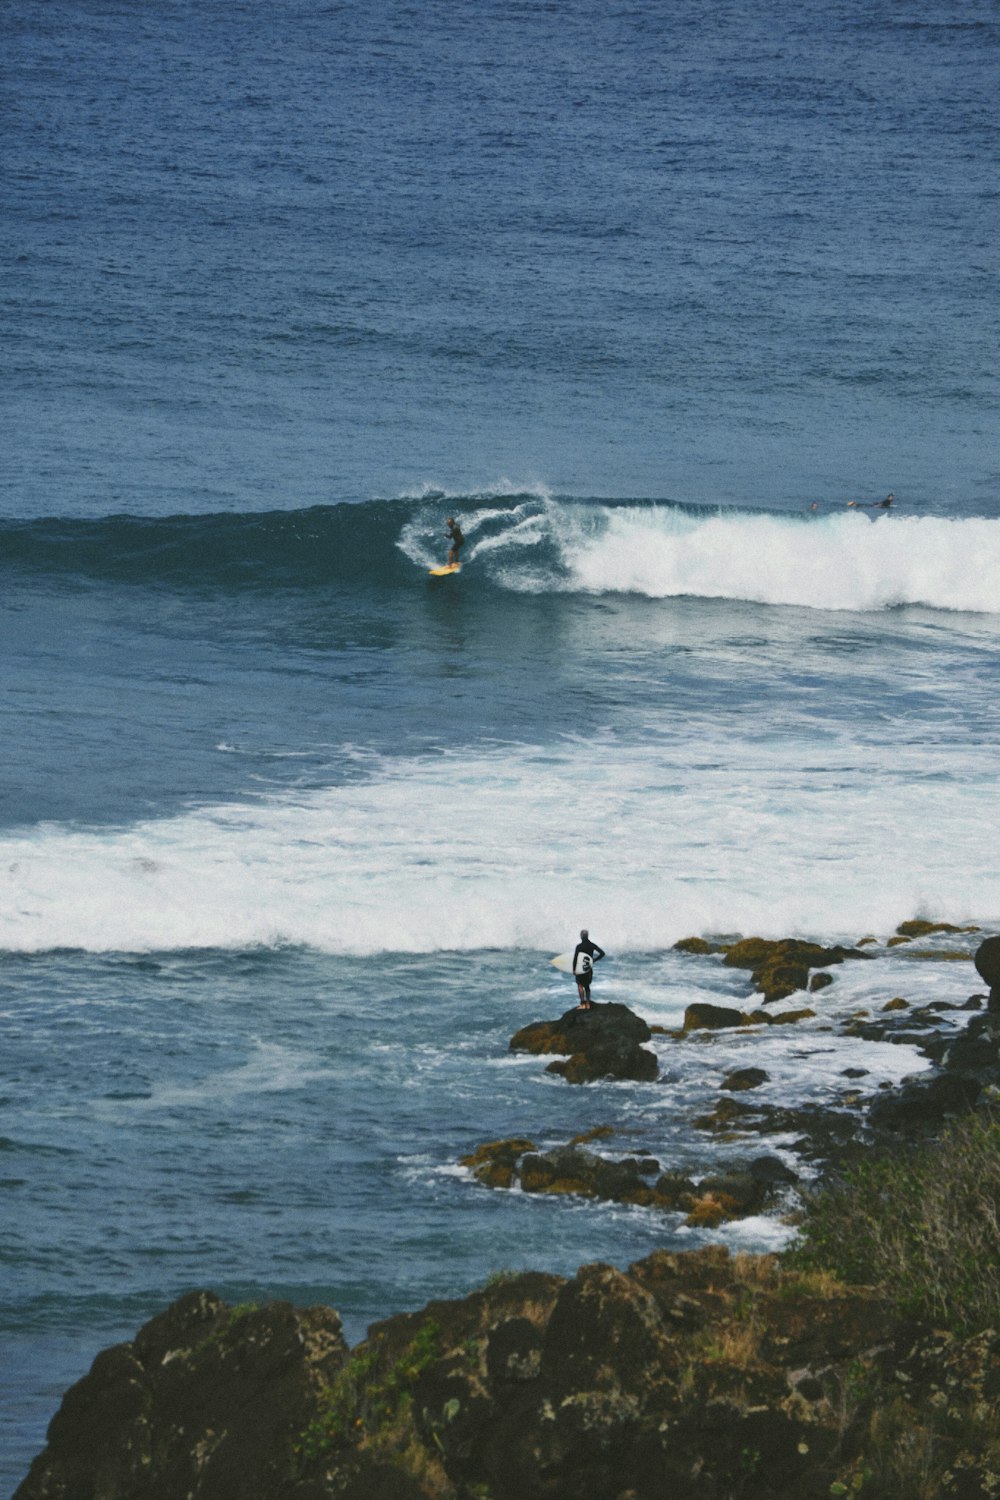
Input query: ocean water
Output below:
<box><xmin>2</xmin><ymin>0</ymin><xmax>999</xmax><ymax>1490</ymax></box>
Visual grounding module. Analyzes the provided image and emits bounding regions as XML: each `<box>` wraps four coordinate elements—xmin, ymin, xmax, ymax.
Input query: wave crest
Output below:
<box><xmin>3</xmin><ymin>495</ymin><xmax>997</xmax><ymax>614</ymax></box>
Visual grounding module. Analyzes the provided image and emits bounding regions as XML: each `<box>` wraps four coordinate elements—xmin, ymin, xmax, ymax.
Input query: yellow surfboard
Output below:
<box><xmin>428</xmin><ymin>562</ymin><xmax>461</xmax><ymax>577</ymax></box>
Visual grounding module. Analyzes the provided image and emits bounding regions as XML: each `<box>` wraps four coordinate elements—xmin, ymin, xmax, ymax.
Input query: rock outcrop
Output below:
<box><xmin>459</xmin><ymin>1136</ymin><xmax>795</xmax><ymax>1226</ymax></box>
<box><xmin>17</xmin><ymin>1248</ymin><xmax>1000</xmax><ymax>1500</ymax></box>
<box><xmin>14</xmin><ymin>1292</ymin><xmax>349</xmax><ymax>1500</ymax></box>
<box><xmin>510</xmin><ymin>1002</ymin><xmax>658</xmax><ymax>1083</ymax></box>
<box><xmin>974</xmin><ymin>932</ymin><xmax>1000</xmax><ymax>1011</ymax></box>
<box><xmin>720</xmin><ymin>937</ymin><xmax>872</xmax><ymax>1004</ymax></box>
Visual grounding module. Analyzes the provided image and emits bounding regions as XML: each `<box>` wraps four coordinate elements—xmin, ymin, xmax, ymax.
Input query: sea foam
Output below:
<box><xmin>1</xmin><ymin>733</ymin><xmax>995</xmax><ymax>955</ymax></box>
<box><xmin>540</xmin><ymin>507</ymin><xmax>1000</xmax><ymax>613</ymax></box>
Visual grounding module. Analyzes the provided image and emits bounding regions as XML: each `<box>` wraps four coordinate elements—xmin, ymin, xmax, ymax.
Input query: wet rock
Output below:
<box><xmin>682</xmin><ymin>1002</ymin><xmax>751</xmax><ymax>1031</ymax></box>
<box><xmin>672</xmin><ymin>935</ymin><xmax>727</xmax><ymax>954</ymax></box>
<box><xmin>511</xmin><ymin>1003</ymin><xmax>651</xmax><ymax>1055</ymax></box>
<box><xmin>721</xmin><ymin>937</ymin><xmax>872</xmax><ymax>1003</ymax></box>
<box><xmin>974</xmin><ymin>933</ymin><xmax>1000</xmax><ymax>1012</ymax></box>
<box><xmin>460</xmin><ymin>1135</ymin><xmax>789</xmax><ymax>1225</ymax></box>
<box><xmin>548</xmin><ymin>1041</ymin><xmax>658</xmax><ymax>1084</ymax></box>
<box><xmin>748</xmin><ymin>1154</ymin><xmax>798</xmax><ymax>1187</ymax></box>
<box><xmin>940</xmin><ymin>1012</ymin><xmax>1000</xmax><ymax>1080</ymax></box>
<box><xmin>460</xmin><ymin>1137</ymin><xmax>538</xmax><ymax>1188</ymax></box>
<box><xmin>692</xmin><ymin>1096</ymin><xmax>757</xmax><ymax>1132</ymax></box>
<box><xmin>896</xmin><ymin>918</ymin><xmax>979</xmax><ymax>939</ymax></box>
<box><xmin>720</xmin><ymin>1067</ymin><xmax>769</xmax><ymax>1091</ymax></box>
<box><xmin>809</xmin><ymin>971</ymin><xmax>834</xmax><ymax>992</ymax></box>
<box><xmin>695</xmin><ymin>1170</ymin><xmax>768</xmax><ymax>1216</ymax></box>
<box><xmin>519</xmin><ymin>1146</ymin><xmax>667</xmax><ymax>1207</ymax></box>
<box><xmin>650</xmin><ymin>1169</ymin><xmax>699</xmax><ymax>1207</ymax></box>
<box><xmin>511</xmin><ymin>1003</ymin><xmax>658</xmax><ymax>1084</ymax></box>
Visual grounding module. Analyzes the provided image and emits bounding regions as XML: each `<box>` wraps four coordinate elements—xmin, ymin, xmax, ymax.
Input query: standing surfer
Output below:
<box><xmin>445</xmin><ymin>517</ymin><xmax>464</xmax><ymax>566</ymax></box>
<box><xmin>573</xmin><ymin>929</ymin><xmax>606</xmax><ymax>1009</ymax></box>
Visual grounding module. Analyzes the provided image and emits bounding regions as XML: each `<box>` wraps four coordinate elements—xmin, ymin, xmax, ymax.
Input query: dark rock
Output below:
<box><xmin>720</xmin><ymin>1067</ymin><xmax>769</xmax><ymax>1091</ymax></box>
<box><xmin>459</xmin><ymin>1134</ymin><xmax>785</xmax><ymax>1224</ymax></box>
<box><xmin>461</xmin><ymin>1137</ymin><xmax>538</xmax><ymax>1188</ymax></box>
<box><xmin>809</xmin><ymin>971</ymin><xmax>834</xmax><ymax>992</ymax></box>
<box><xmin>25</xmin><ymin>1247</ymin><xmax>1000</xmax><ymax>1500</ymax></box>
<box><xmin>942</xmin><ymin>1013</ymin><xmax>1000</xmax><ymax>1079</ymax></box>
<box><xmin>512</xmin><ymin>1003</ymin><xmax>658</xmax><ymax>1084</ymax></box>
<box><xmin>748</xmin><ymin>1154</ymin><xmax>798</xmax><ymax>1186</ymax></box>
<box><xmin>15</xmin><ymin>1291</ymin><xmax>349</xmax><ymax>1500</ymax></box>
<box><xmin>692</xmin><ymin>1095</ymin><xmax>756</xmax><ymax>1131</ymax></box>
<box><xmin>518</xmin><ymin>1146</ymin><xmax>667</xmax><ymax>1207</ymax></box>
<box><xmin>974</xmin><ymin>934</ymin><xmax>1000</xmax><ymax>1012</ymax></box>
<box><xmin>722</xmin><ymin>936</ymin><xmax>871</xmax><ymax>1003</ymax></box>
<box><xmin>560</xmin><ymin>1041</ymin><xmax>658</xmax><ymax>1084</ymax></box>
<box><xmin>897</xmin><ymin>918</ymin><xmax>979</xmax><ymax>938</ymax></box>
<box><xmin>650</xmin><ymin>1170</ymin><xmax>698</xmax><ymax>1207</ymax></box>
<box><xmin>696</xmin><ymin>1171</ymin><xmax>766</xmax><ymax>1215</ymax></box>
<box><xmin>765</xmin><ymin>1006</ymin><xmax>816</xmax><ymax>1025</ymax></box>
<box><xmin>672</xmin><ymin>935</ymin><xmax>727</xmax><ymax>954</ymax></box>
<box><xmin>868</xmin><ymin>1071</ymin><xmax>983</xmax><ymax>1135</ymax></box>
<box><xmin>511</xmin><ymin>1003</ymin><xmax>651</xmax><ymax>1055</ymax></box>
<box><xmin>683</xmin><ymin>1002</ymin><xmax>750</xmax><ymax>1031</ymax></box>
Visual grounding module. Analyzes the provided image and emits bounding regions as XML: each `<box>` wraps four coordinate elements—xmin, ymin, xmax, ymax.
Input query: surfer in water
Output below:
<box><xmin>573</xmin><ymin>929</ymin><xmax>606</xmax><ymax>1009</ymax></box>
<box><xmin>848</xmin><ymin>493</ymin><xmax>894</xmax><ymax>510</ymax></box>
<box><xmin>445</xmin><ymin>517</ymin><xmax>464</xmax><ymax>566</ymax></box>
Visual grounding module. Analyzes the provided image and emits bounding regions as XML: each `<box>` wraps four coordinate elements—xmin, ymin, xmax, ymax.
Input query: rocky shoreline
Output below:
<box><xmin>14</xmin><ymin>925</ymin><xmax>1000</xmax><ymax>1499</ymax></box>
<box><xmin>456</xmin><ymin>923</ymin><xmax>999</xmax><ymax>1232</ymax></box>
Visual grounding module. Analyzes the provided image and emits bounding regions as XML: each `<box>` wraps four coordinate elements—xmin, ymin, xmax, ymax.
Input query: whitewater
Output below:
<box><xmin>2</xmin><ymin>499</ymin><xmax>998</xmax><ymax>959</ymax></box>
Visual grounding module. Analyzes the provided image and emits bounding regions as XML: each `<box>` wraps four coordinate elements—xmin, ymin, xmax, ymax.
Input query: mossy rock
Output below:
<box><xmin>882</xmin><ymin>997</ymin><xmax>909</xmax><ymax>1012</ymax></box>
<box><xmin>673</xmin><ymin>936</ymin><xmax>715</xmax><ymax>954</ymax></box>
<box><xmin>896</xmin><ymin>919</ymin><xmax>979</xmax><ymax>938</ymax></box>
<box><xmin>905</xmin><ymin>949</ymin><xmax>973</xmax><ymax>962</ymax></box>
<box><xmin>569</xmin><ymin>1124</ymin><xmax>616</xmax><ymax>1146</ymax></box>
<box><xmin>767</xmin><ymin>1007</ymin><xmax>816</xmax><ymax>1026</ymax></box>
<box><xmin>683</xmin><ymin>1002</ymin><xmax>752</xmax><ymax>1032</ymax></box>
<box><xmin>692</xmin><ymin>1097</ymin><xmax>755</xmax><ymax>1132</ymax></box>
<box><xmin>460</xmin><ymin>1138</ymin><xmax>536</xmax><ymax>1188</ymax></box>
<box><xmin>684</xmin><ymin>1192</ymin><xmax>741</xmax><ymax>1227</ymax></box>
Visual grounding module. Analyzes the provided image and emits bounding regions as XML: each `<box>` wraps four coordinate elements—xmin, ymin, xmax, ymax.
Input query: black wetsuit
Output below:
<box><xmin>447</xmin><ymin>521</ymin><xmax>464</xmax><ymax>559</ymax></box>
<box><xmin>572</xmin><ymin>938</ymin><xmax>606</xmax><ymax>1001</ymax></box>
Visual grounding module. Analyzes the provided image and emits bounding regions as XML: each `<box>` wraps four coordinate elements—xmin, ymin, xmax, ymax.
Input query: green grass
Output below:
<box><xmin>788</xmin><ymin>1108</ymin><xmax>1000</xmax><ymax>1333</ymax></box>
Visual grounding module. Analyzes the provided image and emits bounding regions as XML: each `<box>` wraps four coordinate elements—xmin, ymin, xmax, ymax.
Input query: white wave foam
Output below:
<box><xmin>1</xmin><ymin>734</ymin><xmax>996</xmax><ymax>955</ymax></box>
<box><xmin>504</xmin><ymin>505</ymin><xmax>1000</xmax><ymax>614</ymax></box>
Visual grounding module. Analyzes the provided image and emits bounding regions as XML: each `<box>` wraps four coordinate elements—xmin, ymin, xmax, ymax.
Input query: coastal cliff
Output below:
<box><xmin>14</xmin><ymin>1244</ymin><xmax>1000</xmax><ymax>1500</ymax></box>
<box><xmin>15</xmin><ymin>930</ymin><xmax>1000</xmax><ymax>1499</ymax></box>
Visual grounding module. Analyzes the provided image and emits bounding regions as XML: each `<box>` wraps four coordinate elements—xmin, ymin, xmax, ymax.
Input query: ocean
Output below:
<box><xmin>2</xmin><ymin>0</ymin><xmax>999</xmax><ymax>1489</ymax></box>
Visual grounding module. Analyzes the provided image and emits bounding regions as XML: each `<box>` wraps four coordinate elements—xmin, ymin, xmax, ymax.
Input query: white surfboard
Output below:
<box><xmin>550</xmin><ymin>952</ymin><xmax>575</xmax><ymax>973</ymax></box>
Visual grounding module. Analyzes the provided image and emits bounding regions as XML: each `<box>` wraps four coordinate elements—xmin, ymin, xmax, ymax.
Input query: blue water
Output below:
<box><xmin>2</xmin><ymin>0</ymin><xmax>999</xmax><ymax>1490</ymax></box>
